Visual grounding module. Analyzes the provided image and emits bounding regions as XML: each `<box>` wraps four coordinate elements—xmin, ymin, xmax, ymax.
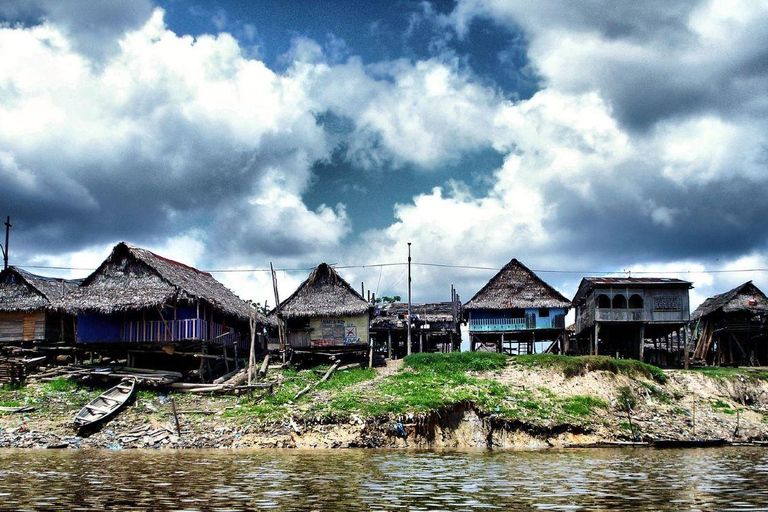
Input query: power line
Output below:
<box><xmin>13</xmin><ymin>262</ymin><xmax>768</xmax><ymax>275</ymax></box>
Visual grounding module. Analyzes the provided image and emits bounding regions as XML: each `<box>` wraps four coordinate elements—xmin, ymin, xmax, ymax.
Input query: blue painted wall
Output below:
<box><xmin>77</xmin><ymin>314</ymin><xmax>122</xmax><ymax>343</ymax></box>
<box><xmin>469</xmin><ymin>307</ymin><xmax>567</xmax><ymax>332</ymax></box>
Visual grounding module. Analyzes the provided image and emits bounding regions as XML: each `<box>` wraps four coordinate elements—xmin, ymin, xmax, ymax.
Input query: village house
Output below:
<box><xmin>572</xmin><ymin>277</ymin><xmax>691</xmax><ymax>364</ymax></box>
<box><xmin>690</xmin><ymin>281</ymin><xmax>768</xmax><ymax>366</ymax></box>
<box><xmin>0</xmin><ymin>266</ymin><xmax>80</xmax><ymax>345</ymax></box>
<box><xmin>464</xmin><ymin>259</ymin><xmax>571</xmax><ymax>354</ymax></box>
<box><xmin>54</xmin><ymin>242</ymin><xmax>260</xmax><ymax>369</ymax></box>
<box><xmin>370</xmin><ymin>295</ymin><xmax>463</xmax><ymax>358</ymax></box>
<box><xmin>272</xmin><ymin>263</ymin><xmax>371</xmax><ymax>355</ymax></box>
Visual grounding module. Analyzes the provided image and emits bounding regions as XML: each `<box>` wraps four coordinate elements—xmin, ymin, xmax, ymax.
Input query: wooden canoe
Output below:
<box><xmin>74</xmin><ymin>378</ymin><xmax>136</xmax><ymax>430</ymax></box>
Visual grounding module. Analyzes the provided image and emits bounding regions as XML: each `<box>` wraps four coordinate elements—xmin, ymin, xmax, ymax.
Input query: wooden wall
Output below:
<box><xmin>308</xmin><ymin>314</ymin><xmax>369</xmax><ymax>347</ymax></box>
<box><xmin>0</xmin><ymin>311</ymin><xmax>45</xmax><ymax>342</ymax></box>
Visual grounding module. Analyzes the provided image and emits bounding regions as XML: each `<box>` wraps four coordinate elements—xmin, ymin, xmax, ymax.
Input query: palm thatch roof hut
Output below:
<box><xmin>57</xmin><ymin>242</ymin><xmax>252</xmax><ymax>320</ymax></box>
<box><xmin>465</xmin><ymin>259</ymin><xmax>571</xmax><ymax>354</ymax></box>
<box><xmin>273</xmin><ymin>263</ymin><xmax>371</xmax><ymax>350</ymax></box>
<box><xmin>465</xmin><ymin>259</ymin><xmax>571</xmax><ymax>311</ymax></box>
<box><xmin>55</xmin><ymin>242</ymin><xmax>261</xmax><ymax>349</ymax></box>
<box><xmin>0</xmin><ymin>266</ymin><xmax>80</xmax><ymax>343</ymax></box>
<box><xmin>690</xmin><ymin>281</ymin><xmax>768</xmax><ymax>366</ymax></box>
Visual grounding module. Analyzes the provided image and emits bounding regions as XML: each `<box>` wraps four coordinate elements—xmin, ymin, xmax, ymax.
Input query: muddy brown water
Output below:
<box><xmin>0</xmin><ymin>447</ymin><xmax>767</xmax><ymax>511</ymax></box>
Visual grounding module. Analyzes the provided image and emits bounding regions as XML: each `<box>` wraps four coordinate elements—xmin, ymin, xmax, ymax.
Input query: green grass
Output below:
<box><xmin>514</xmin><ymin>354</ymin><xmax>667</xmax><ymax>384</ymax></box>
<box><xmin>711</xmin><ymin>399</ymin><xmax>736</xmax><ymax>415</ymax></box>
<box><xmin>47</xmin><ymin>378</ymin><xmax>78</xmax><ymax>392</ymax></box>
<box><xmin>404</xmin><ymin>352</ymin><xmax>509</xmax><ymax>374</ymax></box>
<box><xmin>688</xmin><ymin>367</ymin><xmax>768</xmax><ymax>381</ymax></box>
<box><xmin>561</xmin><ymin>395</ymin><xmax>609</xmax><ymax>417</ymax></box>
<box><xmin>0</xmin><ymin>399</ymin><xmax>21</xmax><ymax>408</ymax></box>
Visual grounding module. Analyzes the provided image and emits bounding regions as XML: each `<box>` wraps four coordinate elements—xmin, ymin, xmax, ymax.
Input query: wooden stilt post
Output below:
<box><xmin>638</xmin><ymin>325</ymin><xmax>645</xmax><ymax>362</ymax></box>
<box><xmin>593</xmin><ymin>323</ymin><xmax>600</xmax><ymax>356</ymax></box>
<box><xmin>248</xmin><ymin>303</ymin><xmax>257</xmax><ymax>386</ymax></box>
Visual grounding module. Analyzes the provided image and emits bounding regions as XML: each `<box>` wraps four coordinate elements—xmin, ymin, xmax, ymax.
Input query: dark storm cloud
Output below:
<box><xmin>543</xmin><ymin>167</ymin><xmax>768</xmax><ymax>268</ymax></box>
<box><xmin>0</xmin><ymin>0</ymin><xmax>154</xmax><ymax>62</ymax></box>
<box><xmin>453</xmin><ymin>0</ymin><xmax>768</xmax><ymax>130</ymax></box>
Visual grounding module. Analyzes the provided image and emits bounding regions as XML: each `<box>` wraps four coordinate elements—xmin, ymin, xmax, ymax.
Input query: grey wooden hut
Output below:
<box><xmin>0</xmin><ymin>266</ymin><xmax>79</xmax><ymax>344</ymax></box>
<box><xmin>370</xmin><ymin>300</ymin><xmax>462</xmax><ymax>357</ymax></box>
<box><xmin>690</xmin><ymin>281</ymin><xmax>768</xmax><ymax>366</ymax></box>
<box><xmin>464</xmin><ymin>259</ymin><xmax>571</xmax><ymax>354</ymax></box>
<box><xmin>55</xmin><ymin>242</ymin><xmax>261</xmax><ymax>356</ymax></box>
<box><xmin>273</xmin><ymin>263</ymin><xmax>371</xmax><ymax>352</ymax></box>
<box><xmin>572</xmin><ymin>277</ymin><xmax>691</xmax><ymax>364</ymax></box>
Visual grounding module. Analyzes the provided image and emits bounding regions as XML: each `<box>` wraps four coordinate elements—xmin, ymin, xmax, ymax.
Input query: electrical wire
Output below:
<box><xmin>13</xmin><ymin>262</ymin><xmax>768</xmax><ymax>275</ymax></box>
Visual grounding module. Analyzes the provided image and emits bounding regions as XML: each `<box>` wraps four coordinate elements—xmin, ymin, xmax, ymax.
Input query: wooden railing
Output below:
<box><xmin>469</xmin><ymin>317</ymin><xmax>527</xmax><ymax>332</ymax></box>
<box><xmin>122</xmin><ymin>319</ymin><xmax>241</xmax><ymax>346</ymax></box>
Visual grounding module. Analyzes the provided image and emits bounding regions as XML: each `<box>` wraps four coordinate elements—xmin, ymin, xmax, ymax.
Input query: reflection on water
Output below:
<box><xmin>0</xmin><ymin>447</ymin><xmax>767</xmax><ymax>511</ymax></box>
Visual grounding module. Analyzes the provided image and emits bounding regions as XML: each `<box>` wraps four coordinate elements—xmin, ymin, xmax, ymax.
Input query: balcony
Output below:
<box><xmin>122</xmin><ymin>318</ymin><xmax>241</xmax><ymax>346</ymax></box>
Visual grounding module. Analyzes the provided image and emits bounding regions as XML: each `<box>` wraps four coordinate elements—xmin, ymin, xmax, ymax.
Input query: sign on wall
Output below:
<box><xmin>313</xmin><ymin>318</ymin><xmax>364</xmax><ymax>346</ymax></box>
<box><xmin>654</xmin><ymin>295</ymin><xmax>682</xmax><ymax>311</ymax></box>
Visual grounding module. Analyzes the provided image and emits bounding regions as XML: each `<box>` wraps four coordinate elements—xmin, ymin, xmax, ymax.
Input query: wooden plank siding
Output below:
<box><xmin>469</xmin><ymin>308</ymin><xmax>567</xmax><ymax>332</ymax></box>
<box><xmin>0</xmin><ymin>312</ymin><xmax>45</xmax><ymax>342</ymax></box>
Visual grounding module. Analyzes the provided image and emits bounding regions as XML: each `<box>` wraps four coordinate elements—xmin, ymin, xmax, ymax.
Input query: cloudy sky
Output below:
<box><xmin>1</xmin><ymin>0</ymin><xmax>767</xmax><ymax>311</ymax></box>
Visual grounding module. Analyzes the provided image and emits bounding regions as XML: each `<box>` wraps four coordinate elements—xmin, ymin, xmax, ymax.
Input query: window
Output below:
<box><xmin>612</xmin><ymin>294</ymin><xmax>627</xmax><ymax>309</ymax></box>
<box><xmin>538</xmin><ymin>308</ymin><xmax>550</xmax><ymax>318</ymax></box>
<box><xmin>629</xmin><ymin>294</ymin><xmax>644</xmax><ymax>308</ymax></box>
<box><xmin>596</xmin><ymin>294</ymin><xmax>611</xmax><ymax>308</ymax></box>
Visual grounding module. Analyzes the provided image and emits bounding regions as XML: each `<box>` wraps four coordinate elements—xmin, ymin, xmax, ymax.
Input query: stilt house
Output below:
<box><xmin>0</xmin><ymin>266</ymin><xmax>79</xmax><ymax>344</ymax></box>
<box><xmin>572</xmin><ymin>277</ymin><xmax>691</xmax><ymax>364</ymax></box>
<box><xmin>55</xmin><ymin>242</ymin><xmax>258</xmax><ymax>356</ymax></box>
<box><xmin>690</xmin><ymin>281</ymin><xmax>768</xmax><ymax>366</ymax></box>
<box><xmin>273</xmin><ymin>263</ymin><xmax>371</xmax><ymax>352</ymax></box>
<box><xmin>464</xmin><ymin>259</ymin><xmax>571</xmax><ymax>354</ymax></box>
<box><xmin>370</xmin><ymin>298</ymin><xmax>462</xmax><ymax>357</ymax></box>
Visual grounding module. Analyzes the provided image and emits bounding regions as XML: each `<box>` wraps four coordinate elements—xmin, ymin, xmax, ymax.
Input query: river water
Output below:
<box><xmin>0</xmin><ymin>447</ymin><xmax>766</xmax><ymax>511</ymax></box>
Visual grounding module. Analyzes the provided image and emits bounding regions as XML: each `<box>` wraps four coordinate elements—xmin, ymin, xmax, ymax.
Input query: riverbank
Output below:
<box><xmin>1</xmin><ymin>353</ymin><xmax>767</xmax><ymax>449</ymax></box>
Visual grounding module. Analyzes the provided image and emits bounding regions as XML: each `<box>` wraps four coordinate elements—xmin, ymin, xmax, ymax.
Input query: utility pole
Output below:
<box><xmin>407</xmin><ymin>242</ymin><xmax>412</xmax><ymax>356</ymax></box>
<box><xmin>270</xmin><ymin>262</ymin><xmax>286</xmax><ymax>364</ymax></box>
<box><xmin>1</xmin><ymin>216</ymin><xmax>10</xmax><ymax>270</ymax></box>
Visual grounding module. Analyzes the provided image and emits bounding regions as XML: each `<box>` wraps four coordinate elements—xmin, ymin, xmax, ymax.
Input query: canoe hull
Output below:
<box><xmin>73</xmin><ymin>379</ymin><xmax>136</xmax><ymax>431</ymax></box>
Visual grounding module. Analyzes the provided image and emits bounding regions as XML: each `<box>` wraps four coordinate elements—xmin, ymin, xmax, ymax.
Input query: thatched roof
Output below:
<box><xmin>371</xmin><ymin>301</ymin><xmax>461</xmax><ymax>329</ymax></box>
<box><xmin>0</xmin><ymin>266</ymin><xmax>80</xmax><ymax>313</ymax></box>
<box><xmin>55</xmin><ymin>242</ymin><xmax>257</xmax><ymax>321</ymax></box>
<box><xmin>691</xmin><ymin>281</ymin><xmax>768</xmax><ymax>321</ymax></box>
<box><xmin>464</xmin><ymin>259</ymin><xmax>571</xmax><ymax>310</ymax></box>
<box><xmin>273</xmin><ymin>263</ymin><xmax>370</xmax><ymax>319</ymax></box>
<box><xmin>573</xmin><ymin>277</ymin><xmax>691</xmax><ymax>303</ymax></box>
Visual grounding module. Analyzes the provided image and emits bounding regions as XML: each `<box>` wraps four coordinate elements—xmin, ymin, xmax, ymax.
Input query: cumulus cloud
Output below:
<box><xmin>0</xmin><ymin>7</ymin><xmax>361</xmax><ymax>309</ymax></box>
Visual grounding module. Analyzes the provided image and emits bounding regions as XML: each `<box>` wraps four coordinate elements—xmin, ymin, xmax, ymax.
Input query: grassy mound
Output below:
<box><xmin>403</xmin><ymin>352</ymin><xmax>509</xmax><ymax>374</ymax></box>
<box><xmin>513</xmin><ymin>354</ymin><xmax>667</xmax><ymax>384</ymax></box>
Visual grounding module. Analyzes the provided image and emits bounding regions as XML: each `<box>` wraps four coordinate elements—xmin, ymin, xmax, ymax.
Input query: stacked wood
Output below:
<box><xmin>0</xmin><ymin>358</ymin><xmax>26</xmax><ymax>386</ymax></box>
<box><xmin>168</xmin><ymin>381</ymin><xmax>273</xmax><ymax>394</ymax></box>
<box><xmin>29</xmin><ymin>365</ymin><xmax>183</xmax><ymax>386</ymax></box>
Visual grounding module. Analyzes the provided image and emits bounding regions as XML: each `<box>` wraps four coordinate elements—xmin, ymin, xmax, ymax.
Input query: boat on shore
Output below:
<box><xmin>652</xmin><ymin>439</ymin><xmax>728</xmax><ymax>448</ymax></box>
<box><xmin>74</xmin><ymin>378</ymin><xmax>136</xmax><ymax>431</ymax></box>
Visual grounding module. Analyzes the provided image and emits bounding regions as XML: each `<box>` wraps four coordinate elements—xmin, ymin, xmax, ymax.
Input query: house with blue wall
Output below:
<box><xmin>464</xmin><ymin>259</ymin><xmax>571</xmax><ymax>354</ymax></box>
<box><xmin>55</xmin><ymin>242</ymin><xmax>264</xmax><ymax>368</ymax></box>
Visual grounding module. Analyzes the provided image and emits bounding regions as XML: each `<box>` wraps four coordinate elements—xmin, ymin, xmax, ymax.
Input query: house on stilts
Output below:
<box><xmin>572</xmin><ymin>277</ymin><xmax>691</xmax><ymax>365</ymax></box>
<box><xmin>272</xmin><ymin>263</ymin><xmax>371</xmax><ymax>357</ymax></box>
<box><xmin>54</xmin><ymin>242</ymin><xmax>262</xmax><ymax>371</ymax></box>
<box><xmin>370</xmin><ymin>296</ymin><xmax>463</xmax><ymax>358</ymax></box>
<box><xmin>0</xmin><ymin>266</ymin><xmax>80</xmax><ymax>345</ymax></box>
<box><xmin>690</xmin><ymin>281</ymin><xmax>768</xmax><ymax>366</ymax></box>
<box><xmin>464</xmin><ymin>259</ymin><xmax>571</xmax><ymax>354</ymax></box>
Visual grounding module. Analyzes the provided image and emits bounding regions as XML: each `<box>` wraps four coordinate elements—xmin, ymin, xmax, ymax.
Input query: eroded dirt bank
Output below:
<box><xmin>1</xmin><ymin>359</ymin><xmax>768</xmax><ymax>450</ymax></box>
